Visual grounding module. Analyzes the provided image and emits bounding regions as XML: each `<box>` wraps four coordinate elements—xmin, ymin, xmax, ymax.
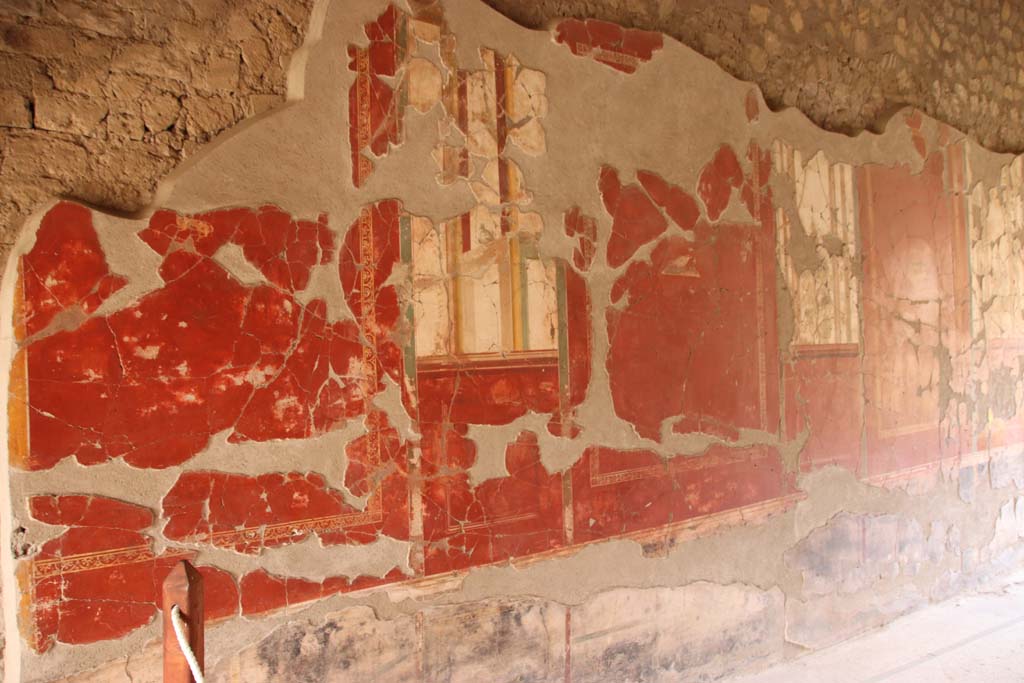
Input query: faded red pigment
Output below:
<box><xmin>553</xmin><ymin>18</ymin><xmax>663</xmax><ymax>74</ymax></box>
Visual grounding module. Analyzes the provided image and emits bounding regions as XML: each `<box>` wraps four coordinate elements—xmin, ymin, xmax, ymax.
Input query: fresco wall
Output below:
<box><xmin>3</xmin><ymin>1</ymin><xmax>1024</xmax><ymax>681</ymax></box>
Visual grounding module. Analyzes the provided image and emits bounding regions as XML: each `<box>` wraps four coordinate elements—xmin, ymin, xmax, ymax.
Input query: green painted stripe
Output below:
<box><xmin>404</xmin><ymin>303</ymin><xmax>417</xmax><ymax>382</ymax></box>
<box><xmin>518</xmin><ymin>238</ymin><xmax>530</xmax><ymax>349</ymax></box>
<box><xmin>399</xmin><ymin>214</ymin><xmax>412</xmax><ymax>263</ymax></box>
<box><xmin>556</xmin><ymin>261</ymin><xmax>570</xmax><ymax>402</ymax></box>
<box><xmin>399</xmin><ymin>214</ymin><xmax>416</xmax><ymax>381</ymax></box>
<box><xmin>397</xmin><ymin>15</ymin><xmax>407</xmax><ymax>61</ymax></box>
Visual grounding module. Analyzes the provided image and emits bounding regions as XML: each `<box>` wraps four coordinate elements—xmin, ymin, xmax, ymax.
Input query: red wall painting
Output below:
<box><xmin>553</xmin><ymin>18</ymin><xmax>664</xmax><ymax>74</ymax></box>
<box><xmin>859</xmin><ymin>144</ymin><xmax>972</xmax><ymax>480</ymax></box>
<box><xmin>6</xmin><ymin>1</ymin><xmax>1023</xmax><ymax>665</ymax></box>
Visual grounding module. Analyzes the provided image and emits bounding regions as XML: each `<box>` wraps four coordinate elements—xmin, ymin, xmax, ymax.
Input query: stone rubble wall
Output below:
<box><xmin>3</xmin><ymin>0</ymin><xmax>1023</xmax><ymax>250</ymax></box>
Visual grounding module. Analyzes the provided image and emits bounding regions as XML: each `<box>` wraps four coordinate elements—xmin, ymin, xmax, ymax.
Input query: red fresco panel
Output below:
<box><xmin>230</xmin><ymin>299</ymin><xmax>359</xmax><ymax>443</ymax></box>
<box><xmin>564</xmin><ymin>206</ymin><xmax>597</xmax><ymax>272</ymax></box>
<box><xmin>18</xmin><ymin>201</ymin><xmax>127</xmax><ymax>338</ymax></box>
<box><xmin>607</xmin><ymin>228</ymin><xmax>778</xmax><ymax>442</ymax></box>
<box><xmin>162</xmin><ymin>412</ymin><xmax>409</xmax><ymax>553</ymax></box>
<box><xmin>22</xmin><ymin>495</ymin><xmax>238</xmax><ymax>653</ymax></box>
<box><xmin>553</xmin><ymin>18</ymin><xmax>663</xmax><ymax>74</ymax></box>
<box><xmin>346</xmin><ymin>5</ymin><xmax>409</xmax><ymax>187</ymax></box>
<box><xmin>905</xmin><ymin>110</ymin><xmax>929</xmax><ymax>160</ymax></box>
<box><xmin>785</xmin><ymin>352</ymin><xmax>863</xmax><ymax>473</ymax></box>
<box><xmin>550</xmin><ymin>265</ymin><xmax>593</xmax><ymax>438</ymax></box>
<box><xmin>697</xmin><ymin>145</ymin><xmax>745</xmax><ymax>222</ymax></box>
<box><xmin>13</xmin><ymin>201</ymin><xmax>372</xmax><ymax>471</ymax></box>
<box><xmin>23</xmin><ymin>253</ymin><xmax>248</xmax><ymax>470</ymax></box>
<box><xmin>18</xmin><ymin>245</ymin><xmax>366</xmax><ymax>471</ymax></box>
<box><xmin>339</xmin><ymin>200</ymin><xmax>405</xmax><ymax>387</ymax></box>
<box><xmin>9</xmin><ymin>147</ymin><xmax>797</xmax><ymax>655</ymax></box>
<box><xmin>745</xmin><ymin>89</ymin><xmax>761</xmax><ymax>122</ymax></box>
<box><xmin>15</xmin><ymin>196</ymin><xmax>419</xmax><ymax>646</ymax></box>
<box><xmin>741</xmin><ymin>141</ymin><xmax>774</xmax><ymax>223</ymax></box>
<box><xmin>570</xmin><ymin>444</ymin><xmax>795</xmax><ymax>544</ymax></box>
<box><xmin>600</xmin><ymin>165</ymin><xmax>669</xmax><ymax>269</ymax></box>
<box><xmin>416</xmin><ymin>363</ymin><xmax>561</xmax><ymax>427</ymax></box>
<box><xmin>140</xmin><ymin>206</ymin><xmax>333</xmax><ymax>292</ymax></box>
<box><xmin>859</xmin><ymin>150</ymin><xmax>970</xmax><ymax>478</ymax></box>
<box><xmin>239</xmin><ymin>567</ymin><xmax>409</xmax><ymax>617</ymax></box>
<box><xmin>412</xmin><ymin>257</ymin><xmax>591</xmax><ymax>434</ymax></box>
<box><xmin>421</xmin><ymin>428</ymin><xmax>564</xmax><ymax>574</ymax></box>
<box><xmin>636</xmin><ymin>170</ymin><xmax>701</xmax><ymax>232</ymax></box>
<box><xmin>606</xmin><ymin>145</ymin><xmax>779</xmax><ymax>443</ymax></box>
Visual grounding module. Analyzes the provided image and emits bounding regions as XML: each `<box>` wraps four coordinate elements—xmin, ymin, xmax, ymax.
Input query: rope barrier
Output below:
<box><xmin>170</xmin><ymin>604</ymin><xmax>205</xmax><ymax>683</ymax></box>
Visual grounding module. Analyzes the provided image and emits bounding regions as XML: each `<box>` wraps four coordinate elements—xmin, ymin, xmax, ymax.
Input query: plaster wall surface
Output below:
<box><xmin>1</xmin><ymin>1</ymin><xmax>1024</xmax><ymax>682</ymax></box>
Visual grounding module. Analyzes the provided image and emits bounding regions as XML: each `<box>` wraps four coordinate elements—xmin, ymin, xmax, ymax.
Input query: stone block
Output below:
<box><xmin>990</xmin><ymin>446</ymin><xmax>1024</xmax><ymax>489</ymax></box>
<box><xmin>989</xmin><ymin>497</ymin><xmax>1024</xmax><ymax>554</ymax></box>
<box><xmin>570</xmin><ymin>583</ymin><xmax>785</xmax><ymax>682</ymax></box>
<box><xmin>0</xmin><ymin>52</ymin><xmax>49</xmax><ymax>92</ymax></box>
<box><xmin>195</xmin><ymin>51</ymin><xmax>241</xmax><ymax>93</ymax></box>
<box><xmin>182</xmin><ymin>95</ymin><xmax>236</xmax><ymax>137</ymax></box>
<box><xmin>863</xmin><ymin>514</ymin><xmax>899</xmax><ymax>576</ymax></box>
<box><xmin>926</xmin><ymin>521</ymin><xmax>948</xmax><ymax>565</ymax></box>
<box><xmin>0</xmin><ymin>88</ymin><xmax>31</xmax><ymax>128</ymax></box>
<box><xmin>0</xmin><ymin>131</ymin><xmax>86</xmax><ymax>181</ymax></box>
<box><xmin>41</xmin><ymin>0</ymin><xmax>137</xmax><ymax>39</ymax></box>
<box><xmin>46</xmin><ymin>56</ymin><xmax>109</xmax><ymax>96</ymax></box>
<box><xmin>111</xmin><ymin>42</ymin><xmax>189</xmax><ymax>82</ymax></box>
<box><xmin>208</xmin><ymin>587</ymin><xmax>782</xmax><ymax>683</ymax></box>
<box><xmin>786</xmin><ymin>512</ymin><xmax>862</xmax><ymax>597</ymax></box>
<box><xmin>958</xmin><ymin>461</ymin><xmax>988</xmax><ymax>503</ymax></box>
<box><xmin>33</xmin><ymin>90</ymin><xmax>108</xmax><ymax>136</ymax></box>
<box><xmin>786</xmin><ymin>586</ymin><xmax>924</xmax><ymax>650</ymax></box>
<box><xmin>897</xmin><ymin>517</ymin><xmax>926</xmax><ymax>574</ymax></box>
<box><xmin>421</xmin><ymin>599</ymin><xmax>566</xmax><ymax>683</ymax></box>
<box><xmin>788</xmin><ymin>513</ymin><xmax>908</xmax><ymax>598</ymax></box>
<box><xmin>104</xmin><ymin>71</ymin><xmax>149</xmax><ymax>101</ymax></box>
<box><xmin>141</xmin><ymin>90</ymin><xmax>180</xmax><ymax>132</ymax></box>
<box><xmin>210</xmin><ymin>606</ymin><xmax>418</xmax><ymax>683</ymax></box>
<box><xmin>0</xmin><ymin>0</ymin><xmax>42</xmax><ymax>19</ymax></box>
<box><xmin>0</xmin><ymin>22</ymin><xmax>98</xmax><ymax>62</ymax></box>
<box><xmin>105</xmin><ymin>110</ymin><xmax>144</xmax><ymax>140</ymax></box>
<box><xmin>208</xmin><ymin>598</ymin><xmax>565</xmax><ymax>683</ymax></box>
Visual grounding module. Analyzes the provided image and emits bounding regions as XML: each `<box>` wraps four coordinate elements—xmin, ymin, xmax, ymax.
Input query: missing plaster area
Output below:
<box><xmin>483</xmin><ymin>0</ymin><xmax>1024</xmax><ymax>153</ymax></box>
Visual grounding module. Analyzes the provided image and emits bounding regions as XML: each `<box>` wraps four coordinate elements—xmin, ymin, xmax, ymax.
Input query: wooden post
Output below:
<box><xmin>162</xmin><ymin>560</ymin><xmax>204</xmax><ymax>683</ymax></box>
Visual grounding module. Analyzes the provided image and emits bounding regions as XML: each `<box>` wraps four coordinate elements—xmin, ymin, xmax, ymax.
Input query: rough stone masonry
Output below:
<box><xmin>1</xmin><ymin>0</ymin><xmax>1023</xmax><ymax>253</ymax></box>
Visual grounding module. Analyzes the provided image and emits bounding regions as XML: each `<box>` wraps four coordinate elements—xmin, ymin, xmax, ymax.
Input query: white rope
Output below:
<box><xmin>170</xmin><ymin>604</ymin><xmax>205</xmax><ymax>683</ymax></box>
